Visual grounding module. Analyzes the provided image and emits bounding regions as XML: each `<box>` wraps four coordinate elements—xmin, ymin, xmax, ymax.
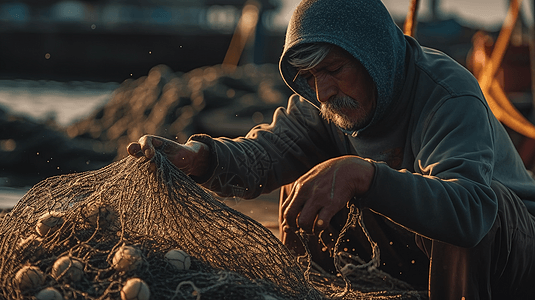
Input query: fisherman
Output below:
<box><xmin>128</xmin><ymin>0</ymin><xmax>535</xmax><ymax>297</ymax></box>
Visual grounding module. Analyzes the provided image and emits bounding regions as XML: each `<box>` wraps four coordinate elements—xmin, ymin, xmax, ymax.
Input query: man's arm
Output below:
<box><xmin>187</xmin><ymin>94</ymin><xmax>346</xmax><ymax>199</ymax></box>
<box><xmin>128</xmin><ymin>95</ymin><xmax>342</xmax><ymax>199</ymax></box>
<box><xmin>279</xmin><ymin>96</ymin><xmax>500</xmax><ymax>248</ymax></box>
<box><xmin>360</xmin><ymin>97</ymin><xmax>498</xmax><ymax>248</ymax></box>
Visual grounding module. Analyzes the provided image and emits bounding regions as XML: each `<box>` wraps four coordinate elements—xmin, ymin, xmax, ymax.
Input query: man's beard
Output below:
<box><xmin>320</xmin><ymin>95</ymin><xmax>374</xmax><ymax>132</ymax></box>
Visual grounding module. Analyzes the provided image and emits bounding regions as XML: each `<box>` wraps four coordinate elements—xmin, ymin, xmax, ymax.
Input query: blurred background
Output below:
<box><xmin>1</xmin><ymin>0</ymin><xmax>530</xmax><ymax>81</ymax></box>
<box><xmin>1</xmin><ymin>0</ymin><xmax>535</xmax><ymax>207</ymax></box>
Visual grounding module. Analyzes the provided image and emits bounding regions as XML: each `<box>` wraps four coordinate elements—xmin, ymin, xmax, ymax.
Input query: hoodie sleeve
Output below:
<box><xmin>188</xmin><ymin>95</ymin><xmax>343</xmax><ymax>199</ymax></box>
<box><xmin>360</xmin><ymin>96</ymin><xmax>498</xmax><ymax>248</ymax></box>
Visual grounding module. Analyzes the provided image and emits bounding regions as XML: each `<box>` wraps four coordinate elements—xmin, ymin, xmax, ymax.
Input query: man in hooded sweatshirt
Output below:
<box><xmin>127</xmin><ymin>0</ymin><xmax>535</xmax><ymax>298</ymax></box>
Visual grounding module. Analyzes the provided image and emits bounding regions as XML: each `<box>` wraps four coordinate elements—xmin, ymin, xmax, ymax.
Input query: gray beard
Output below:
<box><xmin>319</xmin><ymin>96</ymin><xmax>373</xmax><ymax>132</ymax></box>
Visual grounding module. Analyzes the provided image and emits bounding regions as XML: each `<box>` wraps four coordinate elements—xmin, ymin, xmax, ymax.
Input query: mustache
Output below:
<box><xmin>319</xmin><ymin>95</ymin><xmax>370</xmax><ymax>131</ymax></box>
<box><xmin>320</xmin><ymin>95</ymin><xmax>360</xmax><ymax>117</ymax></box>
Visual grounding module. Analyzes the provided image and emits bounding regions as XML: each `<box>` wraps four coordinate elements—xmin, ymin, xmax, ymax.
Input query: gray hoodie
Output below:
<box><xmin>190</xmin><ymin>0</ymin><xmax>535</xmax><ymax>248</ymax></box>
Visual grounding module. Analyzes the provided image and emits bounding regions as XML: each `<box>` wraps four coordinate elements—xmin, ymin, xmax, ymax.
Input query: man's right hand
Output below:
<box><xmin>127</xmin><ymin>135</ymin><xmax>210</xmax><ymax>177</ymax></box>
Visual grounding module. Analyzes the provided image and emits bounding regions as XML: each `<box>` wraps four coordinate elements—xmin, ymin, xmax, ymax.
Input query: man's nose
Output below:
<box><xmin>314</xmin><ymin>75</ymin><xmax>337</xmax><ymax>103</ymax></box>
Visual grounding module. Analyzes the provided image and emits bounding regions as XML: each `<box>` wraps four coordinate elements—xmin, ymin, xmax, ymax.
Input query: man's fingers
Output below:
<box><xmin>296</xmin><ymin>190</ymin><xmax>321</xmax><ymax>233</ymax></box>
<box><xmin>281</xmin><ymin>180</ymin><xmax>340</xmax><ymax>235</ymax></box>
<box><xmin>138</xmin><ymin>135</ymin><xmax>158</xmax><ymax>159</ymax></box>
<box><xmin>128</xmin><ymin>135</ymin><xmax>210</xmax><ymax>177</ymax></box>
<box><xmin>314</xmin><ymin>208</ymin><xmax>335</xmax><ymax>234</ymax></box>
<box><xmin>282</xmin><ymin>183</ymin><xmax>308</xmax><ymax>231</ymax></box>
<box><xmin>127</xmin><ymin>142</ymin><xmax>142</xmax><ymax>157</ymax></box>
<box><xmin>143</xmin><ymin>149</ymin><xmax>152</xmax><ymax>158</ymax></box>
<box><xmin>281</xmin><ymin>204</ymin><xmax>300</xmax><ymax>232</ymax></box>
<box><xmin>297</xmin><ymin>212</ymin><xmax>318</xmax><ymax>233</ymax></box>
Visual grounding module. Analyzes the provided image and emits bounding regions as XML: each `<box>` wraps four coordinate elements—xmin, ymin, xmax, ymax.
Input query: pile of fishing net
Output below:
<box><xmin>66</xmin><ymin>63</ymin><xmax>292</xmax><ymax>160</ymax></box>
<box><xmin>0</xmin><ymin>152</ymin><xmax>426</xmax><ymax>299</ymax></box>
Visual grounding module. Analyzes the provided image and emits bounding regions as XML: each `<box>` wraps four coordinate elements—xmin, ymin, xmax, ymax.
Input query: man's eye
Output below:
<box><xmin>300</xmin><ymin>70</ymin><xmax>312</xmax><ymax>79</ymax></box>
<box><xmin>329</xmin><ymin>66</ymin><xmax>342</xmax><ymax>74</ymax></box>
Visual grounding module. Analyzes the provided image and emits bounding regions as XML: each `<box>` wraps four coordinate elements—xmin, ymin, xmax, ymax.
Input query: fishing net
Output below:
<box><xmin>0</xmin><ymin>151</ymin><xmax>426</xmax><ymax>299</ymax></box>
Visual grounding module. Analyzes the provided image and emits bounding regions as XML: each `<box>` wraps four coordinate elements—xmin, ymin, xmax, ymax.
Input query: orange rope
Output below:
<box><xmin>403</xmin><ymin>0</ymin><xmax>420</xmax><ymax>36</ymax></box>
<box><xmin>478</xmin><ymin>0</ymin><xmax>522</xmax><ymax>93</ymax></box>
<box><xmin>222</xmin><ymin>0</ymin><xmax>261</xmax><ymax>72</ymax></box>
<box><xmin>486</xmin><ymin>81</ymin><xmax>535</xmax><ymax>139</ymax></box>
<box><xmin>475</xmin><ymin>0</ymin><xmax>535</xmax><ymax>139</ymax></box>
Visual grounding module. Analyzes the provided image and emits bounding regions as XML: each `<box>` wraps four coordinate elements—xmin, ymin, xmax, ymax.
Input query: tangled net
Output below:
<box><xmin>0</xmin><ymin>152</ymin><xmax>426</xmax><ymax>299</ymax></box>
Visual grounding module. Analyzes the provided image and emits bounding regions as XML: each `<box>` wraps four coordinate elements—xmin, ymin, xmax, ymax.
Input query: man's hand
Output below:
<box><xmin>127</xmin><ymin>135</ymin><xmax>210</xmax><ymax>177</ymax></box>
<box><xmin>280</xmin><ymin>156</ymin><xmax>374</xmax><ymax>236</ymax></box>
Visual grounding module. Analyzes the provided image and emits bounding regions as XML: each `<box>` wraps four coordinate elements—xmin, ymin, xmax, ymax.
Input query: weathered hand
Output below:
<box><xmin>127</xmin><ymin>135</ymin><xmax>210</xmax><ymax>177</ymax></box>
<box><xmin>281</xmin><ymin>156</ymin><xmax>374</xmax><ymax>235</ymax></box>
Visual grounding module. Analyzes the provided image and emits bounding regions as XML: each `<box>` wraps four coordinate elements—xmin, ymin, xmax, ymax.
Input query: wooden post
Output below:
<box><xmin>222</xmin><ymin>0</ymin><xmax>261</xmax><ymax>72</ymax></box>
<box><xmin>403</xmin><ymin>0</ymin><xmax>420</xmax><ymax>37</ymax></box>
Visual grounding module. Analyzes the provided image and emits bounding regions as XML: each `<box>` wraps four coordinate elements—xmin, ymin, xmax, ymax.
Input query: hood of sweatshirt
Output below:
<box><xmin>279</xmin><ymin>0</ymin><xmax>407</xmax><ymax>136</ymax></box>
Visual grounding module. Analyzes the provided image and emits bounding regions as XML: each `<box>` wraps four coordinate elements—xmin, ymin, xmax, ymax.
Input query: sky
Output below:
<box><xmin>273</xmin><ymin>0</ymin><xmax>534</xmax><ymax>31</ymax></box>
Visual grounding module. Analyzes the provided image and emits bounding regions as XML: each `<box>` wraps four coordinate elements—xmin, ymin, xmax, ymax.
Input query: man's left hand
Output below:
<box><xmin>280</xmin><ymin>156</ymin><xmax>375</xmax><ymax>236</ymax></box>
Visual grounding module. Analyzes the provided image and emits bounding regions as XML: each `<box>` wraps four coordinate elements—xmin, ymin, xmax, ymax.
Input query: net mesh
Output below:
<box><xmin>0</xmin><ymin>152</ymin><xmax>426</xmax><ymax>299</ymax></box>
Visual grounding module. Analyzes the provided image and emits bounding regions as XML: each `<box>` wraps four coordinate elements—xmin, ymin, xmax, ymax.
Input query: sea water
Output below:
<box><xmin>0</xmin><ymin>79</ymin><xmax>120</xmax><ymax>207</ymax></box>
<box><xmin>0</xmin><ymin>79</ymin><xmax>120</xmax><ymax>127</ymax></box>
